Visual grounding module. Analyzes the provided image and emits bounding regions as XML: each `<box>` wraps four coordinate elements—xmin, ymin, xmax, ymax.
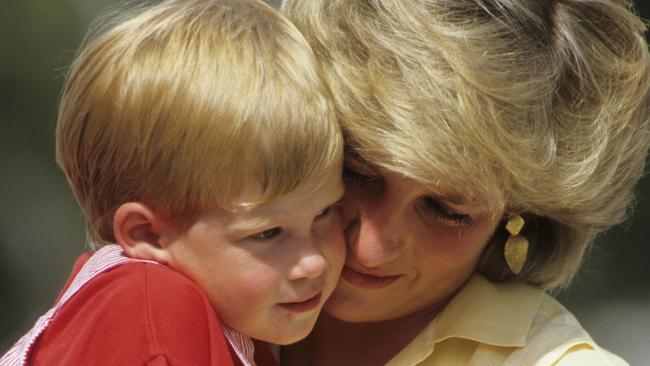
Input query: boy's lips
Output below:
<box><xmin>341</xmin><ymin>265</ymin><xmax>401</xmax><ymax>289</ymax></box>
<box><xmin>278</xmin><ymin>292</ymin><xmax>322</xmax><ymax>313</ymax></box>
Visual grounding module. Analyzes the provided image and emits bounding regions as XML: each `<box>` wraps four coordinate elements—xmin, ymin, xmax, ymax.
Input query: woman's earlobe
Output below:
<box><xmin>113</xmin><ymin>202</ymin><xmax>173</xmax><ymax>264</ymax></box>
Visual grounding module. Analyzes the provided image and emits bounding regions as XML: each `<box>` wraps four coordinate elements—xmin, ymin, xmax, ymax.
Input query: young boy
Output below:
<box><xmin>0</xmin><ymin>0</ymin><xmax>344</xmax><ymax>365</ymax></box>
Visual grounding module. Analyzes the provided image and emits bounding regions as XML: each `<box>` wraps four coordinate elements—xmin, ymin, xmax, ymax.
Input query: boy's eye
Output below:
<box><xmin>250</xmin><ymin>227</ymin><xmax>282</xmax><ymax>240</ymax></box>
<box><xmin>417</xmin><ymin>197</ymin><xmax>474</xmax><ymax>227</ymax></box>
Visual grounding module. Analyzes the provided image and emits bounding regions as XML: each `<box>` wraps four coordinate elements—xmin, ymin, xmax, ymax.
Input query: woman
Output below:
<box><xmin>280</xmin><ymin>0</ymin><xmax>650</xmax><ymax>365</ymax></box>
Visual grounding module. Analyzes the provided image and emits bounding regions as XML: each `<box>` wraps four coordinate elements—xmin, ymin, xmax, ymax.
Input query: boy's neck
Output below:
<box><xmin>282</xmin><ymin>307</ymin><xmax>442</xmax><ymax>366</ymax></box>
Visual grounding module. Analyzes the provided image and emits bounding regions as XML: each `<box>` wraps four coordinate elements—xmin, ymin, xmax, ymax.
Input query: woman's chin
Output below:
<box><xmin>322</xmin><ymin>293</ymin><xmax>392</xmax><ymax>323</ymax></box>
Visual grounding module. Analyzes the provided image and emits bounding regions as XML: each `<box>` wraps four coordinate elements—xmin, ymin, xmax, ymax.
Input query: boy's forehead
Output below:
<box><xmin>229</xmin><ymin>171</ymin><xmax>344</xmax><ymax>224</ymax></box>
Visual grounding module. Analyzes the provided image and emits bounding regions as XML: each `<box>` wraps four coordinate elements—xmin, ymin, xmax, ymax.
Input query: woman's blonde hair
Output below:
<box><xmin>57</xmin><ymin>0</ymin><xmax>342</xmax><ymax>248</ymax></box>
<box><xmin>283</xmin><ymin>0</ymin><xmax>650</xmax><ymax>288</ymax></box>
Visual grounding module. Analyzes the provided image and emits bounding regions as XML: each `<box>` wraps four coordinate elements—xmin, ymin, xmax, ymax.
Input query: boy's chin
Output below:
<box><xmin>258</xmin><ymin>317</ymin><xmax>318</xmax><ymax>345</ymax></box>
<box><xmin>270</xmin><ymin>329</ymin><xmax>313</xmax><ymax>346</ymax></box>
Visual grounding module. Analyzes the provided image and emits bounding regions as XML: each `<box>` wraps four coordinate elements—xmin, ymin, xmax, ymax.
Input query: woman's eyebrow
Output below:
<box><xmin>343</xmin><ymin>146</ymin><xmax>368</xmax><ymax>162</ymax></box>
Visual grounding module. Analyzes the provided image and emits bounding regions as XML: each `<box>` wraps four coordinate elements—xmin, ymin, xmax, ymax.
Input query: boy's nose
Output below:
<box><xmin>287</xmin><ymin>242</ymin><xmax>327</xmax><ymax>281</ymax></box>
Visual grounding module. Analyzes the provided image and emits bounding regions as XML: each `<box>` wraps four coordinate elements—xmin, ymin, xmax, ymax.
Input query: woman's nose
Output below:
<box><xmin>343</xmin><ymin>190</ymin><xmax>404</xmax><ymax>268</ymax></box>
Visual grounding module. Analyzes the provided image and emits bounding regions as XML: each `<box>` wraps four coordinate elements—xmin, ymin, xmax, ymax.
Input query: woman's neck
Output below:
<box><xmin>282</xmin><ymin>304</ymin><xmax>445</xmax><ymax>366</ymax></box>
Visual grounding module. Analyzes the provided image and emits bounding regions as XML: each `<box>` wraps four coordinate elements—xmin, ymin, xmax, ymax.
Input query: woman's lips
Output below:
<box><xmin>341</xmin><ymin>266</ymin><xmax>401</xmax><ymax>289</ymax></box>
<box><xmin>278</xmin><ymin>293</ymin><xmax>322</xmax><ymax>313</ymax></box>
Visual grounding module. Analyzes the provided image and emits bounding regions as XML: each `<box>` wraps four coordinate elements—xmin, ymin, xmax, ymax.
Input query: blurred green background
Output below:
<box><xmin>1</xmin><ymin>0</ymin><xmax>648</xmax><ymax>364</ymax></box>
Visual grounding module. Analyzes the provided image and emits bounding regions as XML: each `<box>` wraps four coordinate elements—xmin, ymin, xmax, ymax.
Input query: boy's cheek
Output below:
<box><xmin>233</xmin><ymin>266</ymin><xmax>280</xmax><ymax>298</ymax></box>
<box><xmin>208</xmin><ymin>272</ymin><xmax>278</xmax><ymax>317</ymax></box>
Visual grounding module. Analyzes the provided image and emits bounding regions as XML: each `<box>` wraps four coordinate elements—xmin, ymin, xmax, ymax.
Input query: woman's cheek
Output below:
<box><xmin>412</xmin><ymin>219</ymin><xmax>496</xmax><ymax>263</ymax></box>
<box><xmin>324</xmin><ymin>215</ymin><xmax>346</xmax><ymax>270</ymax></box>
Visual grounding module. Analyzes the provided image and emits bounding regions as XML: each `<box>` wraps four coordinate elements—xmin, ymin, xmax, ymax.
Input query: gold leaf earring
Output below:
<box><xmin>504</xmin><ymin>214</ymin><xmax>528</xmax><ymax>275</ymax></box>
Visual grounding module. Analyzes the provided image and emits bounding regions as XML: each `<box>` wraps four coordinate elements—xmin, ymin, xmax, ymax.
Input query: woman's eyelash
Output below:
<box><xmin>420</xmin><ymin>197</ymin><xmax>474</xmax><ymax>226</ymax></box>
<box><xmin>343</xmin><ymin>161</ymin><xmax>473</xmax><ymax>227</ymax></box>
<box><xmin>250</xmin><ymin>227</ymin><xmax>281</xmax><ymax>240</ymax></box>
<box><xmin>315</xmin><ymin>201</ymin><xmax>344</xmax><ymax>222</ymax></box>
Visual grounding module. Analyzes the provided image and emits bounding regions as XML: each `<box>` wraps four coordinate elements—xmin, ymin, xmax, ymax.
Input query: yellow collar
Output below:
<box><xmin>387</xmin><ymin>275</ymin><xmax>545</xmax><ymax>366</ymax></box>
<box><xmin>431</xmin><ymin>275</ymin><xmax>545</xmax><ymax>346</ymax></box>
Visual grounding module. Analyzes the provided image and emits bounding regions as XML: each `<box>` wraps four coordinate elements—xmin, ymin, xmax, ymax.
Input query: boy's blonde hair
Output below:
<box><xmin>283</xmin><ymin>0</ymin><xmax>650</xmax><ymax>288</ymax></box>
<box><xmin>57</xmin><ymin>0</ymin><xmax>342</xmax><ymax>248</ymax></box>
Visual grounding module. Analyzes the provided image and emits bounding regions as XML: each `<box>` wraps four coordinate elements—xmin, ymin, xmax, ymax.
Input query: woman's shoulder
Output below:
<box><xmin>387</xmin><ymin>276</ymin><xmax>628</xmax><ymax>366</ymax></box>
<box><xmin>511</xmin><ymin>293</ymin><xmax>629</xmax><ymax>365</ymax></box>
<box><xmin>463</xmin><ymin>276</ymin><xmax>628</xmax><ymax>365</ymax></box>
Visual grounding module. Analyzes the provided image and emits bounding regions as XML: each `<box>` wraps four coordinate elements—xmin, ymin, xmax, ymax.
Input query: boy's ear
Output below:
<box><xmin>113</xmin><ymin>202</ymin><xmax>176</xmax><ymax>265</ymax></box>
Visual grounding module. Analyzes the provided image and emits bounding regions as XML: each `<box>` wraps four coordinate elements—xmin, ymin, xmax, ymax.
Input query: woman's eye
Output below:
<box><xmin>418</xmin><ymin>197</ymin><xmax>474</xmax><ymax>227</ymax></box>
<box><xmin>315</xmin><ymin>206</ymin><xmax>331</xmax><ymax>219</ymax></box>
<box><xmin>250</xmin><ymin>227</ymin><xmax>282</xmax><ymax>240</ymax></box>
<box><xmin>343</xmin><ymin>166</ymin><xmax>380</xmax><ymax>185</ymax></box>
<box><xmin>314</xmin><ymin>202</ymin><xmax>341</xmax><ymax>221</ymax></box>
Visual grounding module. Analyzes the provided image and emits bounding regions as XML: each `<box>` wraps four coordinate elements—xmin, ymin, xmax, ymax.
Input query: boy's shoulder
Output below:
<box><xmin>87</xmin><ymin>260</ymin><xmax>215</xmax><ymax>319</ymax></box>
<box><xmin>85</xmin><ymin>259</ymin><xmax>210</xmax><ymax>307</ymax></box>
<box><xmin>30</xmin><ymin>260</ymin><xmax>236</xmax><ymax>365</ymax></box>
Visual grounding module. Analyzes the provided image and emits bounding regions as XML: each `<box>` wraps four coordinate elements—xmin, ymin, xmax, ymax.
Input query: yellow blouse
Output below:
<box><xmin>386</xmin><ymin>275</ymin><xmax>627</xmax><ymax>366</ymax></box>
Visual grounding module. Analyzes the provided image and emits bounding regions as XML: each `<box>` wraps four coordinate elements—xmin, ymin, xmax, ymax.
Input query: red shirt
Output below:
<box><xmin>26</xmin><ymin>253</ymin><xmax>276</xmax><ymax>366</ymax></box>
